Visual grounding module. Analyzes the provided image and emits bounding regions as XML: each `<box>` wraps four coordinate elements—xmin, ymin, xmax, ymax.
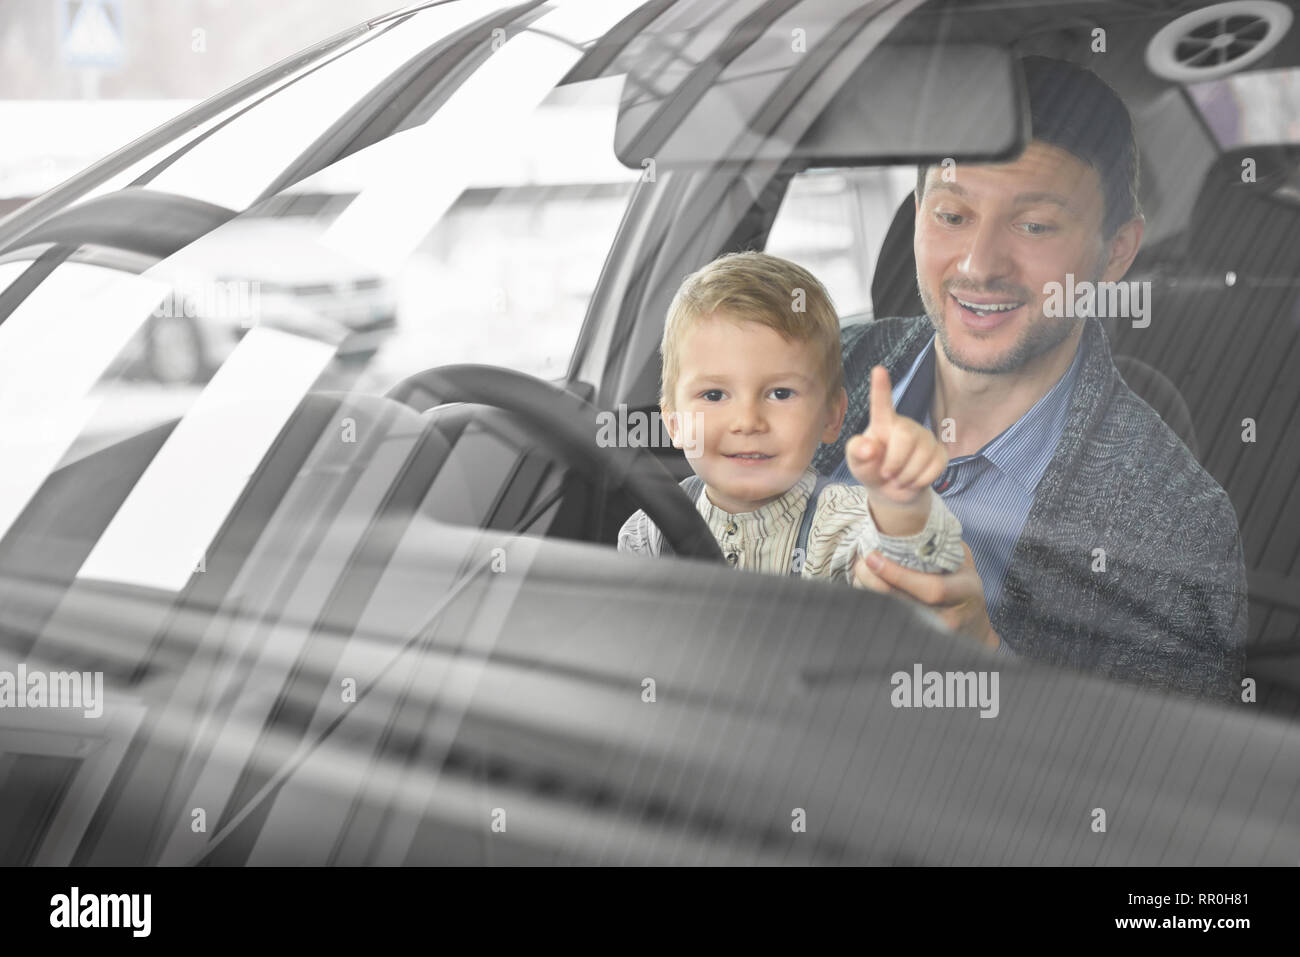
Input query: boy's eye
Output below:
<box><xmin>700</xmin><ymin>389</ymin><xmax>725</xmax><ymax>401</ymax></box>
<box><xmin>769</xmin><ymin>387</ymin><xmax>795</xmax><ymax>400</ymax></box>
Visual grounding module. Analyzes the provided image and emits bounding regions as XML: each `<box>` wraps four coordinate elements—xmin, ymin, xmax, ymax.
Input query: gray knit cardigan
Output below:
<box><xmin>812</xmin><ymin>316</ymin><xmax>1248</xmax><ymax>701</ymax></box>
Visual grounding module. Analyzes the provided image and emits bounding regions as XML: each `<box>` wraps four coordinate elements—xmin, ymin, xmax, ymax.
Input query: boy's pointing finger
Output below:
<box><xmin>868</xmin><ymin>365</ymin><xmax>896</xmax><ymax>432</ymax></box>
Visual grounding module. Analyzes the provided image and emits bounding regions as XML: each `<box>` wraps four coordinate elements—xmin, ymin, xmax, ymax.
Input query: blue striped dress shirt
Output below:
<box><xmin>830</xmin><ymin>333</ymin><xmax>1086</xmax><ymax>627</ymax></box>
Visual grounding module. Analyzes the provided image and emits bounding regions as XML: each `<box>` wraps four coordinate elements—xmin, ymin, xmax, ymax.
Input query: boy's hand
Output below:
<box><xmin>845</xmin><ymin>365</ymin><xmax>947</xmax><ymax>506</ymax></box>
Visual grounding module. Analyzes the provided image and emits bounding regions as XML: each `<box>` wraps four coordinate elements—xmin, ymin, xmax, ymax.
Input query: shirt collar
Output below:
<box><xmin>697</xmin><ymin>467</ymin><xmax>818</xmax><ymax>527</ymax></box>
<box><xmin>896</xmin><ymin>332</ymin><xmax>1087</xmax><ymax>495</ymax></box>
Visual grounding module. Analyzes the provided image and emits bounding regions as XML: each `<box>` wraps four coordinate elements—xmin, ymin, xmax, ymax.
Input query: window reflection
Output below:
<box><xmin>0</xmin><ymin>264</ymin><xmax>169</xmax><ymax>543</ymax></box>
<box><xmin>78</xmin><ymin>327</ymin><xmax>337</xmax><ymax>592</ymax></box>
<box><xmin>146</xmin><ymin>0</ymin><xmax>509</xmax><ymax>212</ymax></box>
<box><xmin>1</xmin><ymin>0</ymin><xmax>649</xmax><ymax>589</ymax></box>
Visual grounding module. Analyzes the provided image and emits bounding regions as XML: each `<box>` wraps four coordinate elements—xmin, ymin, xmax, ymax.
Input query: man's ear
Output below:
<box><xmin>1101</xmin><ymin>215</ymin><xmax>1145</xmax><ymax>282</ymax></box>
<box><xmin>821</xmin><ymin>387</ymin><xmax>848</xmax><ymax>444</ymax></box>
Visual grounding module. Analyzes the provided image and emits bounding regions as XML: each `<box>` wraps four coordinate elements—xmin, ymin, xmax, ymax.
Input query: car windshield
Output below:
<box><xmin>0</xmin><ymin>0</ymin><xmax>937</xmax><ymax>582</ymax></box>
<box><xmin>0</xmin><ymin>1</ymin><xmax>648</xmax><ymax>579</ymax></box>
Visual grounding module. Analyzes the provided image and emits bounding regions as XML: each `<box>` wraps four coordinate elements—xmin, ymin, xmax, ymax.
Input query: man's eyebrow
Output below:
<box><xmin>1013</xmin><ymin>191</ymin><xmax>1073</xmax><ymax>209</ymax></box>
<box><xmin>926</xmin><ymin>182</ymin><xmax>1078</xmax><ymax>211</ymax></box>
<box><xmin>926</xmin><ymin>181</ymin><xmax>966</xmax><ymax>197</ymax></box>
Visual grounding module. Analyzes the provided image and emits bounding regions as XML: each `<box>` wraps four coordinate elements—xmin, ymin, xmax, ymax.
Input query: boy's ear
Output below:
<box><xmin>661</xmin><ymin>405</ymin><xmax>683</xmax><ymax>448</ymax></box>
<box><xmin>821</xmin><ymin>387</ymin><xmax>848</xmax><ymax>444</ymax></box>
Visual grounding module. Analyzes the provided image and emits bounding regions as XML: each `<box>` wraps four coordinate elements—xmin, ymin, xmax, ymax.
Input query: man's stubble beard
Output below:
<box><xmin>917</xmin><ymin>272</ymin><xmax>1089</xmax><ymax>375</ymax></box>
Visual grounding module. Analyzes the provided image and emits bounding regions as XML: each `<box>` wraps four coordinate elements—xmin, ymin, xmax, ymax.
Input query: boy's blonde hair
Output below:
<box><xmin>660</xmin><ymin>251</ymin><xmax>842</xmax><ymax>409</ymax></box>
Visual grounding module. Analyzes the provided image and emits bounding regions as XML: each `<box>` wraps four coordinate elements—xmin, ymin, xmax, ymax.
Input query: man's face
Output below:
<box><xmin>665</xmin><ymin>312</ymin><xmax>845</xmax><ymax>514</ymax></box>
<box><xmin>913</xmin><ymin>140</ymin><xmax>1111</xmax><ymax>375</ymax></box>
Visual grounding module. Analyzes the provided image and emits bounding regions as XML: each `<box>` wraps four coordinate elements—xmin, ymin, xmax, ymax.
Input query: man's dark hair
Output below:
<box><xmin>916</xmin><ymin>56</ymin><xmax>1141</xmax><ymax>238</ymax></box>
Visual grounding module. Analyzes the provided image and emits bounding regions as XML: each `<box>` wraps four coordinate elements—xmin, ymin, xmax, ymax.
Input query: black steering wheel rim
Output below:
<box><xmin>385</xmin><ymin>364</ymin><xmax>723</xmax><ymax>562</ymax></box>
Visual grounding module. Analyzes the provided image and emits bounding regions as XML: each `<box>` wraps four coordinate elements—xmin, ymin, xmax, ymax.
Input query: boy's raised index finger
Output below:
<box><xmin>869</xmin><ymin>365</ymin><xmax>895</xmax><ymax>427</ymax></box>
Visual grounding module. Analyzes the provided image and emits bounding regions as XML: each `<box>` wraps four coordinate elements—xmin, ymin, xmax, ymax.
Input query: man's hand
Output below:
<box><xmin>852</xmin><ymin>542</ymin><xmax>1001</xmax><ymax>650</ymax></box>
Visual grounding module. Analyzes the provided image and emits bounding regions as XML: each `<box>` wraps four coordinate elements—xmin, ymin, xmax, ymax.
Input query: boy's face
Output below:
<box><xmin>664</xmin><ymin>312</ymin><xmax>846</xmax><ymax>514</ymax></box>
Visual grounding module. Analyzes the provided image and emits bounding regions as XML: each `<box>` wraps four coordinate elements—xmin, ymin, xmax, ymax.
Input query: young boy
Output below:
<box><xmin>617</xmin><ymin>251</ymin><xmax>964</xmax><ymax>583</ymax></box>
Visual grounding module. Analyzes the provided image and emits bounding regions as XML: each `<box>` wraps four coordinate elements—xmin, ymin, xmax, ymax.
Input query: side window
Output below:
<box><xmin>765</xmin><ymin>166</ymin><xmax>915</xmax><ymax>321</ymax></box>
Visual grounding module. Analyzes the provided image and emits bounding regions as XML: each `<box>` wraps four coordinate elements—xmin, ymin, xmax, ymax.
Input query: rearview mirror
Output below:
<box><xmin>615</xmin><ymin>43</ymin><xmax>1025</xmax><ymax>170</ymax></box>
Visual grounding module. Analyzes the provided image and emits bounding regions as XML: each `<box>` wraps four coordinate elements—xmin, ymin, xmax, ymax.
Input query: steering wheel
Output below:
<box><xmin>385</xmin><ymin>364</ymin><xmax>723</xmax><ymax>562</ymax></box>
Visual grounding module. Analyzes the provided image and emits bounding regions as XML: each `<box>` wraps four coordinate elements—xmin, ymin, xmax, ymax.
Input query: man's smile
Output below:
<box><xmin>952</xmin><ymin>295</ymin><xmax>1024</xmax><ymax>313</ymax></box>
<box><xmin>950</xmin><ymin>292</ymin><xmax>1026</xmax><ymax>331</ymax></box>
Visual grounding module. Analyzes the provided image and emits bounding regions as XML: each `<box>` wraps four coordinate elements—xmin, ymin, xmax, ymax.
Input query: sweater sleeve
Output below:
<box><xmin>1102</xmin><ymin>488</ymin><xmax>1247</xmax><ymax>701</ymax></box>
<box><xmin>802</xmin><ymin>484</ymin><xmax>965</xmax><ymax>584</ymax></box>
<box><xmin>849</xmin><ymin>489</ymin><xmax>965</xmax><ymax>575</ymax></box>
<box><xmin>616</xmin><ymin>508</ymin><xmax>662</xmax><ymax>558</ymax></box>
<box><xmin>617</xmin><ymin>475</ymin><xmax>706</xmax><ymax>559</ymax></box>
<box><xmin>800</xmin><ymin>484</ymin><xmax>872</xmax><ymax>583</ymax></box>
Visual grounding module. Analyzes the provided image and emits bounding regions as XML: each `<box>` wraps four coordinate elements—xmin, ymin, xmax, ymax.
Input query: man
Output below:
<box><xmin>813</xmin><ymin>56</ymin><xmax>1247</xmax><ymax>701</ymax></box>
